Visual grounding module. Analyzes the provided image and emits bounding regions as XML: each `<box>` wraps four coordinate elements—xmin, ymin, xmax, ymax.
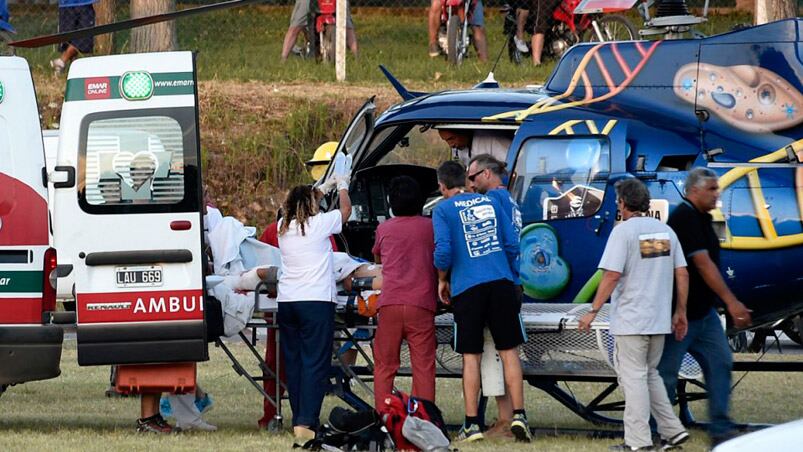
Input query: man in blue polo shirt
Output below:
<box><xmin>433</xmin><ymin>160</ymin><xmax>530</xmax><ymax>443</ymax></box>
<box><xmin>50</xmin><ymin>0</ymin><xmax>97</xmax><ymax>75</ymax></box>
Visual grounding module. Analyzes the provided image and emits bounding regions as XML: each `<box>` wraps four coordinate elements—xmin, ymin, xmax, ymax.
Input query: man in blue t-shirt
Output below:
<box><xmin>433</xmin><ymin>160</ymin><xmax>531</xmax><ymax>443</ymax></box>
<box><xmin>50</xmin><ymin>0</ymin><xmax>97</xmax><ymax>75</ymax></box>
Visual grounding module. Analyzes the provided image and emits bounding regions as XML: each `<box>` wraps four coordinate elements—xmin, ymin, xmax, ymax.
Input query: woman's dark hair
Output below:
<box><xmin>278</xmin><ymin>185</ymin><xmax>318</xmax><ymax>236</ymax></box>
<box><xmin>436</xmin><ymin>160</ymin><xmax>466</xmax><ymax>189</ymax></box>
<box><xmin>615</xmin><ymin>178</ymin><xmax>651</xmax><ymax>213</ymax></box>
<box><xmin>389</xmin><ymin>176</ymin><xmax>423</xmax><ymax>216</ymax></box>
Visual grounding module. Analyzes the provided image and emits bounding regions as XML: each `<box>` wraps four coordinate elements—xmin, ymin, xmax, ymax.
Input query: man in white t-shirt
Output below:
<box><xmin>579</xmin><ymin>178</ymin><xmax>690</xmax><ymax>452</ymax></box>
<box><xmin>437</xmin><ymin>128</ymin><xmax>512</xmax><ymax>166</ymax></box>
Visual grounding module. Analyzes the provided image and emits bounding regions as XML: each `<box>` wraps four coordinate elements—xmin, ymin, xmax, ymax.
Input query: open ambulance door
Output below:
<box><xmin>507</xmin><ymin>117</ymin><xmax>628</xmax><ymax>302</ymax></box>
<box><xmin>52</xmin><ymin>52</ymin><xmax>207</xmax><ymax>366</ymax></box>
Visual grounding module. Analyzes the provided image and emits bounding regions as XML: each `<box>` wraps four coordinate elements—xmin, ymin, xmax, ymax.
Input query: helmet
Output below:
<box><xmin>307</xmin><ymin>141</ymin><xmax>338</xmax><ymax>181</ymax></box>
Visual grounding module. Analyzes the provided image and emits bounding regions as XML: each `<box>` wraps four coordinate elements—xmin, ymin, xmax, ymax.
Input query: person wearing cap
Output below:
<box><xmin>306</xmin><ymin>141</ymin><xmax>338</xmax><ymax>182</ymax></box>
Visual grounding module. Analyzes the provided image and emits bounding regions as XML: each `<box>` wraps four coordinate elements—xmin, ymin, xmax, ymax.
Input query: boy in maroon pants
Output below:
<box><xmin>372</xmin><ymin>176</ymin><xmax>438</xmax><ymax>408</ymax></box>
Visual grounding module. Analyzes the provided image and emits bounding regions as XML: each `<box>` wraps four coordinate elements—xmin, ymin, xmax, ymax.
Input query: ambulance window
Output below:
<box><xmin>78</xmin><ymin>108</ymin><xmax>199</xmax><ymax>214</ymax></box>
<box><xmin>511</xmin><ymin>137</ymin><xmax>610</xmax><ymax>223</ymax></box>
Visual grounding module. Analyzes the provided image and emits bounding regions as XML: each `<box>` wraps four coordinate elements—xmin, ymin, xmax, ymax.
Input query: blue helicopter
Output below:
<box><xmin>320</xmin><ymin>19</ymin><xmax>803</xmax><ymax>344</ymax></box>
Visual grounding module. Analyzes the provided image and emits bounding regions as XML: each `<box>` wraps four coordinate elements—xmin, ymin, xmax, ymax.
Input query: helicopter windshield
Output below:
<box><xmin>512</xmin><ymin>136</ymin><xmax>610</xmax><ymax>224</ymax></box>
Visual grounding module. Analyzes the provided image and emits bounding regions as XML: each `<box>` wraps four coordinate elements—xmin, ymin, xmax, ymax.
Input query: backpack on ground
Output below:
<box><xmin>294</xmin><ymin>406</ymin><xmax>394</xmax><ymax>452</ymax></box>
<box><xmin>376</xmin><ymin>390</ymin><xmax>450</xmax><ymax>452</ymax></box>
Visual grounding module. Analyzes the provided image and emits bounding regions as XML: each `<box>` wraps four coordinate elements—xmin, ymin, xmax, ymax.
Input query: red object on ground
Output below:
<box><xmin>115</xmin><ymin>362</ymin><xmax>196</xmax><ymax>394</ymax></box>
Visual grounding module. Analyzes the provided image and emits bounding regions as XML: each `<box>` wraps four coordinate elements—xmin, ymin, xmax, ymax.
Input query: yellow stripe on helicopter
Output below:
<box><xmin>712</xmin><ymin>139</ymin><xmax>803</xmax><ymax>250</ymax></box>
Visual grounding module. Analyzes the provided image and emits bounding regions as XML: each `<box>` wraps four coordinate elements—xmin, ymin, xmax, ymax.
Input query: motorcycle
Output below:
<box><xmin>294</xmin><ymin>0</ymin><xmax>337</xmax><ymax>63</ymax></box>
<box><xmin>436</xmin><ymin>0</ymin><xmax>475</xmax><ymax>65</ymax></box>
<box><xmin>502</xmin><ymin>0</ymin><xmax>637</xmax><ymax>64</ymax></box>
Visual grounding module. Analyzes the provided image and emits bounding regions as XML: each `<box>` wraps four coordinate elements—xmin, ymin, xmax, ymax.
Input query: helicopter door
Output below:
<box><xmin>318</xmin><ymin>98</ymin><xmax>375</xmax><ymax>185</ymax></box>
<box><xmin>52</xmin><ymin>52</ymin><xmax>207</xmax><ymax>366</ymax></box>
<box><xmin>509</xmin><ymin>121</ymin><xmax>626</xmax><ymax>302</ymax></box>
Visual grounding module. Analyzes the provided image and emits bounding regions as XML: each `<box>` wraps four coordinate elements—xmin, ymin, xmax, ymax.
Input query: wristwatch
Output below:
<box><xmin>588</xmin><ymin>307</ymin><xmax>600</xmax><ymax>314</ymax></box>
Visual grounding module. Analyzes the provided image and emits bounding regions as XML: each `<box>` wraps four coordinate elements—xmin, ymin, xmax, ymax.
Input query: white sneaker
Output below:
<box><xmin>176</xmin><ymin>419</ymin><xmax>218</xmax><ymax>432</ymax></box>
<box><xmin>514</xmin><ymin>36</ymin><xmax>529</xmax><ymax>53</ymax></box>
<box><xmin>49</xmin><ymin>58</ymin><xmax>65</xmax><ymax>75</ymax></box>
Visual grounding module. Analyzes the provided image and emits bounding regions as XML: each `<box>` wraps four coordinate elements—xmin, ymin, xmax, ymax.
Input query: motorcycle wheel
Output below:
<box><xmin>321</xmin><ymin>24</ymin><xmax>336</xmax><ymax>63</ymax></box>
<box><xmin>508</xmin><ymin>36</ymin><xmax>523</xmax><ymax>65</ymax></box>
<box><xmin>583</xmin><ymin>14</ymin><xmax>638</xmax><ymax>42</ymax></box>
<box><xmin>447</xmin><ymin>14</ymin><xmax>461</xmax><ymax>65</ymax></box>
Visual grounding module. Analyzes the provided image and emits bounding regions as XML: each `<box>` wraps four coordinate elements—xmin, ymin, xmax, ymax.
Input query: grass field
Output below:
<box><xmin>10</xmin><ymin>5</ymin><xmax>754</xmax><ymax>86</ymax></box>
<box><xmin>2</xmin><ymin>340</ymin><xmax>803</xmax><ymax>451</ymax></box>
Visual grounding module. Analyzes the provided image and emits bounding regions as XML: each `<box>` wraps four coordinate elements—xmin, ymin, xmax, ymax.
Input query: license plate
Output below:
<box><xmin>115</xmin><ymin>266</ymin><xmax>163</xmax><ymax>287</ymax></box>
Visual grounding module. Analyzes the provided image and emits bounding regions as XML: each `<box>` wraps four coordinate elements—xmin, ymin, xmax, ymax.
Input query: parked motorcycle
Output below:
<box><xmin>294</xmin><ymin>0</ymin><xmax>337</xmax><ymax>63</ymax></box>
<box><xmin>502</xmin><ymin>0</ymin><xmax>637</xmax><ymax>64</ymax></box>
<box><xmin>436</xmin><ymin>0</ymin><xmax>475</xmax><ymax>65</ymax></box>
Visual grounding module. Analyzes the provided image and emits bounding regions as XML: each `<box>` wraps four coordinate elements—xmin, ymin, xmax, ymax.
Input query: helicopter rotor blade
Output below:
<box><xmin>9</xmin><ymin>0</ymin><xmax>265</xmax><ymax>48</ymax></box>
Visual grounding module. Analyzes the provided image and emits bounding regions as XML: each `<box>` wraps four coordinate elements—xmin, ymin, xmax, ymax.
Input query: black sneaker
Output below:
<box><xmin>136</xmin><ymin>414</ymin><xmax>174</xmax><ymax>434</ymax></box>
<box><xmin>661</xmin><ymin>431</ymin><xmax>689</xmax><ymax>450</ymax></box>
<box><xmin>510</xmin><ymin>413</ymin><xmax>532</xmax><ymax>442</ymax></box>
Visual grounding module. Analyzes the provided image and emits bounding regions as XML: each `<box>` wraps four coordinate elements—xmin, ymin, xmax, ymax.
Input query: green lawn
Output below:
<box><xmin>10</xmin><ymin>5</ymin><xmax>753</xmax><ymax>86</ymax></box>
<box><xmin>2</xmin><ymin>340</ymin><xmax>803</xmax><ymax>451</ymax></box>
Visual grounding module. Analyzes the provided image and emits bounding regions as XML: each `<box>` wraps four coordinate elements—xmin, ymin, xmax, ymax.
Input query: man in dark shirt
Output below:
<box><xmin>659</xmin><ymin>167</ymin><xmax>752</xmax><ymax>447</ymax></box>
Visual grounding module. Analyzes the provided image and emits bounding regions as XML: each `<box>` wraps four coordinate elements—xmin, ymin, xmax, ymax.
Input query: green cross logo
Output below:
<box><xmin>0</xmin><ymin>80</ymin><xmax>4</xmax><ymax>104</ymax></box>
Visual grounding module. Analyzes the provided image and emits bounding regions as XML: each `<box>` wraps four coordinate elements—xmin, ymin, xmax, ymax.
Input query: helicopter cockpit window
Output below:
<box><xmin>377</xmin><ymin>125</ymin><xmax>452</xmax><ymax>168</ymax></box>
<box><xmin>512</xmin><ymin>137</ymin><xmax>610</xmax><ymax>223</ymax></box>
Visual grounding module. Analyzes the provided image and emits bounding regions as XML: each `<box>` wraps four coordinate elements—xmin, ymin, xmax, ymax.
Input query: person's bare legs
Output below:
<box><xmin>462</xmin><ymin>353</ymin><xmax>482</xmax><ymax>416</ymax></box>
<box><xmin>498</xmin><ymin>348</ymin><xmax>525</xmax><ymax>410</ymax></box>
<box><xmin>496</xmin><ymin>393</ymin><xmax>513</xmax><ymax>421</ymax></box>
<box><xmin>281</xmin><ymin>25</ymin><xmax>305</xmax><ymax>61</ymax></box>
<box><xmin>515</xmin><ymin>9</ymin><xmax>529</xmax><ymax>43</ymax></box>
<box><xmin>428</xmin><ymin>0</ymin><xmax>442</xmax><ymax>54</ymax></box>
<box><xmin>472</xmin><ymin>26</ymin><xmax>488</xmax><ymax>62</ymax></box>
<box><xmin>346</xmin><ymin>28</ymin><xmax>358</xmax><ymax>57</ymax></box>
<box><xmin>141</xmin><ymin>393</ymin><xmax>162</xmax><ymax>418</ymax></box>
<box><xmin>60</xmin><ymin>44</ymin><xmax>78</xmax><ymax>65</ymax></box>
<box><xmin>531</xmin><ymin>33</ymin><xmax>545</xmax><ymax>65</ymax></box>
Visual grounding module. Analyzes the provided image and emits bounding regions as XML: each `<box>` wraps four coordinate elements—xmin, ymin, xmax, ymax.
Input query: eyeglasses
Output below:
<box><xmin>467</xmin><ymin>168</ymin><xmax>486</xmax><ymax>182</ymax></box>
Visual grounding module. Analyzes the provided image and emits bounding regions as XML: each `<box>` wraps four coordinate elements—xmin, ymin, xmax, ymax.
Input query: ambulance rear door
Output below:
<box><xmin>52</xmin><ymin>52</ymin><xmax>207</xmax><ymax>366</ymax></box>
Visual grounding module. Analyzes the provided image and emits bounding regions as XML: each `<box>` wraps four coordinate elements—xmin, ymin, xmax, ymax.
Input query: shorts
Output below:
<box><xmin>531</xmin><ymin>0</ymin><xmax>561</xmax><ymax>34</ymax></box>
<box><xmin>59</xmin><ymin>5</ymin><xmax>95</xmax><ymax>53</ymax></box>
<box><xmin>469</xmin><ymin>0</ymin><xmax>484</xmax><ymax>27</ymax></box>
<box><xmin>451</xmin><ymin>279</ymin><xmax>525</xmax><ymax>354</ymax></box>
<box><xmin>290</xmin><ymin>0</ymin><xmax>354</xmax><ymax>29</ymax></box>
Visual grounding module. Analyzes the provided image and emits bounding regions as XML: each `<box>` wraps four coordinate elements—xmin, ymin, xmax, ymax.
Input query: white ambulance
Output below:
<box><xmin>0</xmin><ymin>56</ymin><xmax>62</xmax><ymax>391</ymax></box>
<box><xmin>51</xmin><ymin>51</ymin><xmax>209</xmax><ymax>366</ymax></box>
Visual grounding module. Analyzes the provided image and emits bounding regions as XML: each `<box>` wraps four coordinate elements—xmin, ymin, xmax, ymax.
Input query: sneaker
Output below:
<box><xmin>455</xmin><ymin>423</ymin><xmax>484</xmax><ymax>442</ymax></box>
<box><xmin>428</xmin><ymin>42</ymin><xmax>441</xmax><ymax>58</ymax></box>
<box><xmin>510</xmin><ymin>413</ymin><xmax>532</xmax><ymax>442</ymax></box>
<box><xmin>514</xmin><ymin>35</ymin><xmax>529</xmax><ymax>53</ymax></box>
<box><xmin>609</xmin><ymin>444</ymin><xmax>656</xmax><ymax>451</ymax></box>
<box><xmin>49</xmin><ymin>58</ymin><xmax>65</xmax><ymax>75</ymax></box>
<box><xmin>176</xmin><ymin>419</ymin><xmax>217</xmax><ymax>432</ymax></box>
<box><xmin>195</xmin><ymin>393</ymin><xmax>214</xmax><ymax>414</ymax></box>
<box><xmin>159</xmin><ymin>396</ymin><xmax>173</xmax><ymax>418</ymax></box>
<box><xmin>136</xmin><ymin>414</ymin><xmax>174</xmax><ymax>434</ymax></box>
<box><xmin>484</xmin><ymin>419</ymin><xmax>514</xmax><ymax>439</ymax></box>
<box><xmin>661</xmin><ymin>431</ymin><xmax>689</xmax><ymax>450</ymax></box>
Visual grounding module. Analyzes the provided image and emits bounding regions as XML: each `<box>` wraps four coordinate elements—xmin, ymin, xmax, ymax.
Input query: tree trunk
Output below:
<box><xmin>94</xmin><ymin>0</ymin><xmax>115</xmax><ymax>55</ymax></box>
<box><xmin>130</xmin><ymin>0</ymin><xmax>177</xmax><ymax>53</ymax></box>
<box><xmin>754</xmin><ymin>0</ymin><xmax>797</xmax><ymax>25</ymax></box>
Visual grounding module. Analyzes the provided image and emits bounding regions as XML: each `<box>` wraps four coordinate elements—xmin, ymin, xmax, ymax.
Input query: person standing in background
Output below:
<box><xmin>51</xmin><ymin>0</ymin><xmax>97</xmax><ymax>75</ymax></box>
<box><xmin>659</xmin><ymin>167</ymin><xmax>752</xmax><ymax>447</ymax></box>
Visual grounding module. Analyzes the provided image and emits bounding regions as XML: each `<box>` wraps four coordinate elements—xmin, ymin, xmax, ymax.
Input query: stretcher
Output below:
<box><xmin>216</xmin><ymin>286</ymin><xmax>705</xmax><ymax>431</ymax></box>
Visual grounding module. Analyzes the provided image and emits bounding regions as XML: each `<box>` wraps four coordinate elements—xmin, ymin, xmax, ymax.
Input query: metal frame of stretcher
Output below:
<box><xmin>217</xmin><ymin>290</ymin><xmax>803</xmax><ymax>434</ymax></box>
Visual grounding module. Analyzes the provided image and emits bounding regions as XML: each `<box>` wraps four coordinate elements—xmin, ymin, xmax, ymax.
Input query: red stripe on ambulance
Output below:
<box><xmin>77</xmin><ymin>289</ymin><xmax>204</xmax><ymax>323</ymax></box>
<box><xmin>0</xmin><ymin>297</ymin><xmax>45</xmax><ymax>324</ymax></box>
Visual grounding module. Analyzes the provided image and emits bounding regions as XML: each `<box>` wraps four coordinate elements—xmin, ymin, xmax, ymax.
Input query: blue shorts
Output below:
<box><xmin>469</xmin><ymin>0</ymin><xmax>484</xmax><ymax>27</ymax></box>
<box><xmin>59</xmin><ymin>5</ymin><xmax>95</xmax><ymax>53</ymax></box>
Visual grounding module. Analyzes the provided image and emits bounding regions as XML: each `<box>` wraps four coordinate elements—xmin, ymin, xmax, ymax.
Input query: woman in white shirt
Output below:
<box><xmin>277</xmin><ymin>182</ymin><xmax>351</xmax><ymax>441</ymax></box>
